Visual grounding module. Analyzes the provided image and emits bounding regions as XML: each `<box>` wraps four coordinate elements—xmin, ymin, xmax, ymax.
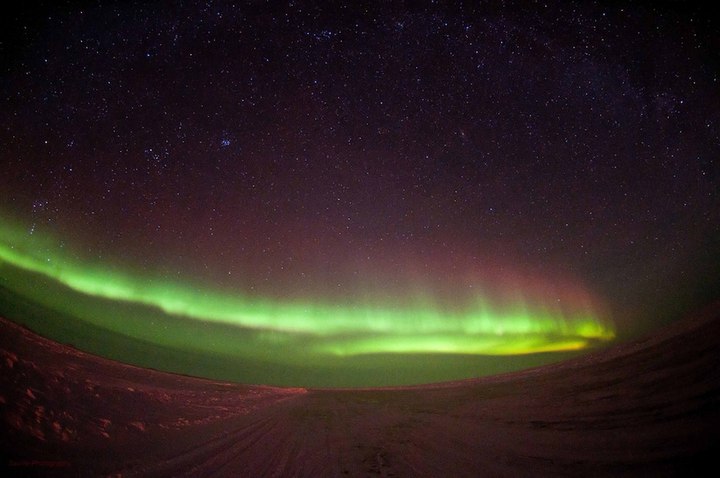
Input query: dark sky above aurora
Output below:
<box><xmin>0</xmin><ymin>0</ymin><xmax>718</xmax><ymax>387</ymax></box>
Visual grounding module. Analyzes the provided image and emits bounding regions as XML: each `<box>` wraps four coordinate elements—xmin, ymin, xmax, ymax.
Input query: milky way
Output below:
<box><xmin>0</xmin><ymin>1</ymin><xmax>718</xmax><ymax>386</ymax></box>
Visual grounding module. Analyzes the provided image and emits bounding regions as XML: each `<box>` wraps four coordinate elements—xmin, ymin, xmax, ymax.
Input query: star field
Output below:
<box><xmin>0</xmin><ymin>1</ymin><xmax>718</xmax><ymax>385</ymax></box>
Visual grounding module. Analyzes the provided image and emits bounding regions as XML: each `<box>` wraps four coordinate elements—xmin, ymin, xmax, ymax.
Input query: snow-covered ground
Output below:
<box><xmin>1</xmin><ymin>305</ymin><xmax>718</xmax><ymax>476</ymax></box>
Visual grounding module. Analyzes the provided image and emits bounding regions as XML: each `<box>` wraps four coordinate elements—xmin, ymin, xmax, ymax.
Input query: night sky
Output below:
<box><xmin>0</xmin><ymin>1</ymin><xmax>718</xmax><ymax>386</ymax></box>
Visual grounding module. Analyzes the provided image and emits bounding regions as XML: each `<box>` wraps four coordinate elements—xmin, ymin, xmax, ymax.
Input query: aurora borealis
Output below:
<box><xmin>0</xmin><ymin>1</ymin><xmax>718</xmax><ymax>386</ymax></box>
<box><xmin>0</xmin><ymin>214</ymin><xmax>612</xmax><ymax>357</ymax></box>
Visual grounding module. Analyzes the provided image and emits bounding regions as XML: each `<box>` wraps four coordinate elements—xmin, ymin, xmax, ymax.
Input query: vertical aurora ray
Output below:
<box><xmin>0</xmin><ymin>215</ymin><xmax>614</xmax><ymax>379</ymax></box>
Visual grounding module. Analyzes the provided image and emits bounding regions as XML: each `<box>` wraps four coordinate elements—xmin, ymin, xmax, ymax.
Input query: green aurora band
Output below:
<box><xmin>0</xmin><ymin>215</ymin><xmax>614</xmax><ymax>372</ymax></box>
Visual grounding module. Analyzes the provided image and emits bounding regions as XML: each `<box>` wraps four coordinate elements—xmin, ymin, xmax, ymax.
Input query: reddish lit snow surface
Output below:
<box><xmin>1</xmin><ymin>307</ymin><xmax>720</xmax><ymax>477</ymax></box>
